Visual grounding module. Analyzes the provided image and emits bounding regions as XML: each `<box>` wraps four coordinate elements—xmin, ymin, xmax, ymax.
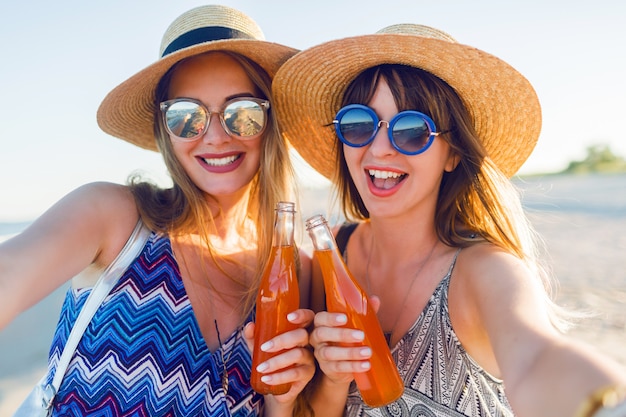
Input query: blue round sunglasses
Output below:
<box><xmin>333</xmin><ymin>104</ymin><xmax>450</xmax><ymax>155</ymax></box>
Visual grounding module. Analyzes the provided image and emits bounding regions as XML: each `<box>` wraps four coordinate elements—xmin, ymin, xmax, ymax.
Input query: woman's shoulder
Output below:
<box><xmin>459</xmin><ymin>241</ymin><xmax>523</xmax><ymax>266</ymax></box>
<box><xmin>72</xmin><ymin>181</ymin><xmax>133</xmax><ymax>201</ymax></box>
<box><xmin>32</xmin><ymin>181</ymin><xmax>137</xmax><ymax>228</ymax></box>
<box><xmin>454</xmin><ymin>242</ymin><xmax>532</xmax><ymax>294</ymax></box>
<box><xmin>67</xmin><ymin>182</ymin><xmax>138</xmax><ymax>218</ymax></box>
<box><xmin>61</xmin><ymin>182</ymin><xmax>141</xmax><ymax>264</ymax></box>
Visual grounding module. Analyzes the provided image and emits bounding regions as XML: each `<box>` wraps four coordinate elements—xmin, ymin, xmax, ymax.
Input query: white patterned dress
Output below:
<box><xmin>337</xmin><ymin>225</ymin><xmax>514</xmax><ymax>417</ymax></box>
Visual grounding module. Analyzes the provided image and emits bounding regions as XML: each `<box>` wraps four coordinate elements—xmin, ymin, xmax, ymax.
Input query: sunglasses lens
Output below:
<box><xmin>338</xmin><ymin>108</ymin><xmax>376</xmax><ymax>146</ymax></box>
<box><xmin>223</xmin><ymin>99</ymin><xmax>267</xmax><ymax>137</ymax></box>
<box><xmin>164</xmin><ymin>101</ymin><xmax>207</xmax><ymax>140</ymax></box>
<box><xmin>391</xmin><ymin>113</ymin><xmax>432</xmax><ymax>153</ymax></box>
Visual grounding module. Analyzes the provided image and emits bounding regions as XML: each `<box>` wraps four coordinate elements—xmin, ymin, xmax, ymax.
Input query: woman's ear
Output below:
<box><xmin>444</xmin><ymin>151</ymin><xmax>461</xmax><ymax>172</ymax></box>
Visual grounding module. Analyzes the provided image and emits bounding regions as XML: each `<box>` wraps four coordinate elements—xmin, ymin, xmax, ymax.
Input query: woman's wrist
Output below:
<box><xmin>262</xmin><ymin>395</ymin><xmax>294</xmax><ymax>417</ymax></box>
<box><xmin>576</xmin><ymin>384</ymin><xmax>626</xmax><ymax>417</ymax></box>
<box><xmin>318</xmin><ymin>370</ymin><xmax>353</xmax><ymax>392</ymax></box>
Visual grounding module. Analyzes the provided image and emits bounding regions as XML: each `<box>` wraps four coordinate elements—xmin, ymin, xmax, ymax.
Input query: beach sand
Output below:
<box><xmin>1</xmin><ymin>180</ymin><xmax>625</xmax><ymax>415</ymax></box>
<box><xmin>528</xmin><ymin>210</ymin><xmax>626</xmax><ymax>365</ymax></box>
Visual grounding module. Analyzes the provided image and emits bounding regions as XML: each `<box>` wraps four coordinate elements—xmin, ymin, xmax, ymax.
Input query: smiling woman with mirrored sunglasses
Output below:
<box><xmin>1</xmin><ymin>5</ymin><xmax>316</xmax><ymax>417</ymax></box>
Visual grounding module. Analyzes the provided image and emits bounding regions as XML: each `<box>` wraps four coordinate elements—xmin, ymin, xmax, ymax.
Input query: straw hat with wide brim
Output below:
<box><xmin>273</xmin><ymin>24</ymin><xmax>541</xmax><ymax>178</ymax></box>
<box><xmin>97</xmin><ymin>5</ymin><xmax>298</xmax><ymax>151</ymax></box>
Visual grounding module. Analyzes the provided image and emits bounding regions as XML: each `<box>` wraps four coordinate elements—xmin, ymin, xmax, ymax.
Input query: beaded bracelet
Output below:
<box><xmin>575</xmin><ymin>385</ymin><xmax>626</xmax><ymax>417</ymax></box>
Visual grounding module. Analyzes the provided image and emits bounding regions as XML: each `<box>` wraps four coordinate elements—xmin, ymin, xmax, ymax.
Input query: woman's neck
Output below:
<box><xmin>205</xmin><ymin>185</ymin><xmax>256</xmax><ymax>245</ymax></box>
<box><xmin>367</xmin><ymin>214</ymin><xmax>439</xmax><ymax>262</ymax></box>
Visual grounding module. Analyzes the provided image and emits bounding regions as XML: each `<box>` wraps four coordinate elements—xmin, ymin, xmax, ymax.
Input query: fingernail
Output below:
<box><xmin>261</xmin><ymin>375</ymin><xmax>272</xmax><ymax>383</ymax></box>
<box><xmin>359</xmin><ymin>347</ymin><xmax>372</xmax><ymax>357</ymax></box>
<box><xmin>261</xmin><ymin>341</ymin><xmax>273</xmax><ymax>352</ymax></box>
<box><xmin>352</xmin><ymin>330</ymin><xmax>364</xmax><ymax>341</ymax></box>
<box><xmin>256</xmin><ymin>362</ymin><xmax>269</xmax><ymax>372</ymax></box>
<box><xmin>287</xmin><ymin>312</ymin><xmax>298</xmax><ymax>321</ymax></box>
<box><xmin>361</xmin><ymin>361</ymin><xmax>371</xmax><ymax>370</ymax></box>
<box><xmin>335</xmin><ymin>314</ymin><xmax>347</xmax><ymax>324</ymax></box>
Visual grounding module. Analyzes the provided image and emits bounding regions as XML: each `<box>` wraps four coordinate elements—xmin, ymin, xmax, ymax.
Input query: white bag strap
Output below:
<box><xmin>46</xmin><ymin>220</ymin><xmax>151</xmax><ymax>396</ymax></box>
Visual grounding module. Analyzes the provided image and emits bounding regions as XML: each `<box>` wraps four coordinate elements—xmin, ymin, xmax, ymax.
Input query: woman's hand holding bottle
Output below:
<box><xmin>309</xmin><ymin>296</ymin><xmax>381</xmax><ymax>387</ymax></box>
<box><xmin>244</xmin><ymin>308</ymin><xmax>315</xmax><ymax>403</ymax></box>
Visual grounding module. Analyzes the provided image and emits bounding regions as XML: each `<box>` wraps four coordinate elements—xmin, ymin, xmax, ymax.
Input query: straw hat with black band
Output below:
<box><xmin>97</xmin><ymin>4</ymin><xmax>298</xmax><ymax>151</ymax></box>
<box><xmin>272</xmin><ymin>24</ymin><xmax>541</xmax><ymax>179</ymax></box>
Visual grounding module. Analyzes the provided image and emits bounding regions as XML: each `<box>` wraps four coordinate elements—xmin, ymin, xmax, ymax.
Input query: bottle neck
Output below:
<box><xmin>306</xmin><ymin>215</ymin><xmax>336</xmax><ymax>251</ymax></box>
<box><xmin>273</xmin><ymin>202</ymin><xmax>295</xmax><ymax>247</ymax></box>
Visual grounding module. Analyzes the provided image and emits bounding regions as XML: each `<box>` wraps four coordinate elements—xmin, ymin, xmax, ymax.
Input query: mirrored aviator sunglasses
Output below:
<box><xmin>333</xmin><ymin>104</ymin><xmax>447</xmax><ymax>155</ymax></box>
<box><xmin>160</xmin><ymin>97</ymin><xmax>270</xmax><ymax>141</ymax></box>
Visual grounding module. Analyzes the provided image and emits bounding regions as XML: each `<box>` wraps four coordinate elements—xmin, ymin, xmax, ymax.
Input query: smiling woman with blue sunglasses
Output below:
<box><xmin>273</xmin><ymin>24</ymin><xmax>626</xmax><ymax>417</ymax></box>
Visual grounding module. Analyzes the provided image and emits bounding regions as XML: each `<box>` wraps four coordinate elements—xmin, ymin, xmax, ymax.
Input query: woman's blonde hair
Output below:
<box><xmin>128</xmin><ymin>51</ymin><xmax>296</xmax><ymax>318</ymax></box>
<box><xmin>335</xmin><ymin>64</ymin><xmax>572</xmax><ymax>331</ymax></box>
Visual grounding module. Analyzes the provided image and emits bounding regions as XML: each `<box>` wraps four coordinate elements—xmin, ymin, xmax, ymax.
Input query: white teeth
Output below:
<box><xmin>203</xmin><ymin>155</ymin><xmax>238</xmax><ymax>166</ymax></box>
<box><xmin>368</xmin><ymin>169</ymin><xmax>403</xmax><ymax>179</ymax></box>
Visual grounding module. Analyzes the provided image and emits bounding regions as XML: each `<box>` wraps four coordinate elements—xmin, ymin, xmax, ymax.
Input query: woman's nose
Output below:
<box><xmin>368</xmin><ymin>121</ymin><xmax>395</xmax><ymax>156</ymax></box>
<box><xmin>201</xmin><ymin>113</ymin><xmax>231</xmax><ymax>144</ymax></box>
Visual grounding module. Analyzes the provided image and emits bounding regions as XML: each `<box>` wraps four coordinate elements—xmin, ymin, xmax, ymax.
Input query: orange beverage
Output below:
<box><xmin>306</xmin><ymin>215</ymin><xmax>404</xmax><ymax>407</ymax></box>
<box><xmin>251</xmin><ymin>202</ymin><xmax>300</xmax><ymax>395</ymax></box>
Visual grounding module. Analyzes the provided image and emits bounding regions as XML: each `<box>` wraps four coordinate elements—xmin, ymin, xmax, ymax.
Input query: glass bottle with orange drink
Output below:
<box><xmin>250</xmin><ymin>201</ymin><xmax>300</xmax><ymax>395</ymax></box>
<box><xmin>305</xmin><ymin>214</ymin><xmax>404</xmax><ymax>407</ymax></box>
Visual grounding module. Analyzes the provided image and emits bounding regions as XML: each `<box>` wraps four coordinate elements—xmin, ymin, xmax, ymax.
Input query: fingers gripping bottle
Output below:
<box><xmin>306</xmin><ymin>214</ymin><xmax>404</xmax><ymax>407</ymax></box>
<box><xmin>251</xmin><ymin>201</ymin><xmax>300</xmax><ymax>395</ymax></box>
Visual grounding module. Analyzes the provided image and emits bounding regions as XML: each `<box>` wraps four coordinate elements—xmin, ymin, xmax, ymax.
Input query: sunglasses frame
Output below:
<box><xmin>333</xmin><ymin>104</ymin><xmax>443</xmax><ymax>155</ymax></box>
<box><xmin>160</xmin><ymin>97</ymin><xmax>270</xmax><ymax>141</ymax></box>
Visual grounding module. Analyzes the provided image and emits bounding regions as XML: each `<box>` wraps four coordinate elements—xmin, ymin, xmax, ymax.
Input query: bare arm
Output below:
<box><xmin>452</xmin><ymin>245</ymin><xmax>626</xmax><ymax>417</ymax></box>
<box><xmin>0</xmin><ymin>182</ymin><xmax>138</xmax><ymax>329</ymax></box>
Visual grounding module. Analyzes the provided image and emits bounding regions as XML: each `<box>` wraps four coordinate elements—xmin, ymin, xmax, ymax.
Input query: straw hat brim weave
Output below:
<box><xmin>273</xmin><ymin>32</ymin><xmax>541</xmax><ymax>178</ymax></box>
<box><xmin>96</xmin><ymin>5</ymin><xmax>297</xmax><ymax>151</ymax></box>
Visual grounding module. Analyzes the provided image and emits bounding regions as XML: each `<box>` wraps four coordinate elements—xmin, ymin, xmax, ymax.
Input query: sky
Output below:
<box><xmin>1</xmin><ymin>0</ymin><xmax>625</xmax><ymax>222</ymax></box>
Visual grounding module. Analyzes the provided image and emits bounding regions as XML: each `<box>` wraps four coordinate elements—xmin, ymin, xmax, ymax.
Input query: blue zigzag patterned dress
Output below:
<box><xmin>44</xmin><ymin>231</ymin><xmax>262</xmax><ymax>416</ymax></box>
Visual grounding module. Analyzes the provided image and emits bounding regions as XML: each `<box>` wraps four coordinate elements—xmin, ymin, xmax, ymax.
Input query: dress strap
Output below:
<box><xmin>446</xmin><ymin>247</ymin><xmax>463</xmax><ymax>277</ymax></box>
<box><xmin>336</xmin><ymin>222</ymin><xmax>358</xmax><ymax>256</ymax></box>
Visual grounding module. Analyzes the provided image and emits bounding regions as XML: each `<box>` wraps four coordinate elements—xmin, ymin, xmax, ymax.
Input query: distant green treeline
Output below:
<box><xmin>560</xmin><ymin>144</ymin><xmax>626</xmax><ymax>174</ymax></box>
